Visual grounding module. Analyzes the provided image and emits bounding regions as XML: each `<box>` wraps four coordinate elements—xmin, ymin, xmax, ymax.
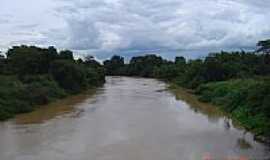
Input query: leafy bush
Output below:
<box><xmin>50</xmin><ymin>60</ymin><xmax>88</xmax><ymax>93</ymax></box>
<box><xmin>0</xmin><ymin>45</ymin><xmax>105</xmax><ymax>120</ymax></box>
<box><xmin>25</xmin><ymin>76</ymin><xmax>67</xmax><ymax>105</ymax></box>
<box><xmin>195</xmin><ymin>79</ymin><xmax>270</xmax><ymax>136</ymax></box>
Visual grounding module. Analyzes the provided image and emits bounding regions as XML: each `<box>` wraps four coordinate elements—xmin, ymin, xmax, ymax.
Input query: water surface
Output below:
<box><xmin>0</xmin><ymin>77</ymin><xmax>269</xmax><ymax>160</ymax></box>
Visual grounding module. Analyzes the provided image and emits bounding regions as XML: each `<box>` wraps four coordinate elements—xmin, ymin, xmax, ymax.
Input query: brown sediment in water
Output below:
<box><xmin>169</xmin><ymin>84</ymin><xmax>270</xmax><ymax>144</ymax></box>
<box><xmin>15</xmin><ymin>90</ymin><xmax>96</xmax><ymax>124</ymax></box>
<box><xmin>0</xmin><ymin>77</ymin><xmax>269</xmax><ymax>160</ymax></box>
<box><xmin>169</xmin><ymin>85</ymin><xmax>226</xmax><ymax>118</ymax></box>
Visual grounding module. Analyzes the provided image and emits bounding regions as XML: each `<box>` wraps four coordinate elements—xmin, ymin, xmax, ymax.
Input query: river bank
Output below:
<box><xmin>0</xmin><ymin>77</ymin><xmax>269</xmax><ymax>160</ymax></box>
<box><xmin>0</xmin><ymin>74</ymin><xmax>105</xmax><ymax>121</ymax></box>
<box><xmin>102</xmin><ymin>43</ymin><xmax>270</xmax><ymax>146</ymax></box>
<box><xmin>169</xmin><ymin>82</ymin><xmax>270</xmax><ymax>145</ymax></box>
<box><xmin>0</xmin><ymin>45</ymin><xmax>106</xmax><ymax>121</ymax></box>
<box><xmin>14</xmin><ymin>89</ymin><xmax>98</xmax><ymax>124</ymax></box>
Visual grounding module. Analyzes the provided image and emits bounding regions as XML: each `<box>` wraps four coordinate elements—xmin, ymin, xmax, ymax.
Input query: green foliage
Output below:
<box><xmin>59</xmin><ymin>50</ymin><xmax>74</xmax><ymax>60</ymax></box>
<box><xmin>50</xmin><ymin>60</ymin><xmax>88</xmax><ymax>93</ymax></box>
<box><xmin>84</xmin><ymin>55</ymin><xmax>103</xmax><ymax>68</ymax></box>
<box><xmin>102</xmin><ymin>39</ymin><xmax>270</xmax><ymax>138</ymax></box>
<box><xmin>23</xmin><ymin>75</ymin><xmax>67</xmax><ymax>105</ymax></box>
<box><xmin>104</xmin><ymin>54</ymin><xmax>172</xmax><ymax>77</ymax></box>
<box><xmin>50</xmin><ymin>60</ymin><xmax>105</xmax><ymax>93</ymax></box>
<box><xmin>0</xmin><ymin>56</ymin><xmax>7</xmax><ymax>74</ymax></box>
<box><xmin>257</xmin><ymin>39</ymin><xmax>270</xmax><ymax>53</ymax></box>
<box><xmin>104</xmin><ymin>47</ymin><xmax>270</xmax><ymax>86</ymax></box>
<box><xmin>153</xmin><ymin>64</ymin><xmax>178</xmax><ymax>80</ymax></box>
<box><xmin>0</xmin><ymin>76</ymin><xmax>32</xmax><ymax>119</ymax></box>
<box><xmin>7</xmin><ymin>45</ymin><xmax>51</xmax><ymax>75</ymax></box>
<box><xmin>103</xmin><ymin>55</ymin><xmax>125</xmax><ymax>75</ymax></box>
<box><xmin>175</xmin><ymin>56</ymin><xmax>186</xmax><ymax>65</ymax></box>
<box><xmin>196</xmin><ymin>79</ymin><xmax>270</xmax><ymax>136</ymax></box>
<box><xmin>128</xmin><ymin>54</ymin><xmax>166</xmax><ymax>77</ymax></box>
<box><xmin>0</xmin><ymin>45</ymin><xmax>105</xmax><ymax>120</ymax></box>
<box><xmin>2</xmin><ymin>39</ymin><xmax>270</xmax><ymax>138</ymax></box>
<box><xmin>0</xmin><ymin>75</ymin><xmax>69</xmax><ymax>120</ymax></box>
<box><xmin>84</xmin><ymin>67</ymin><xmax>106</xmax><ymax>86</ymax></box>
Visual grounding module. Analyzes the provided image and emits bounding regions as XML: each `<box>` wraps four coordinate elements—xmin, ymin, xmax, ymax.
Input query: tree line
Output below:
<box><xmin>0</xmin><ymin>45</ymin><xmax>105</xmax><ymax>120</ymax></box>
<box><xmin>1</xmin><ymin>39</ymin><xmax>270</xmax><ymax>139</ymax></box>
<box><xmin>103</xmin><ymin>39</ymin><xmax>270</xmax><ymax>138</ymax></box>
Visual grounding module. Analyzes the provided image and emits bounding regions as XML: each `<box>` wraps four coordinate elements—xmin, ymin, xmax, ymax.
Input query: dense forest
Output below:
<box><xmin>0</xmin><ymin>45</ymin><xmax>105</xmax><ymax>120</ymax></box>
<box><xmin>104</xmin><ymin>39</ymin><xmax>270</xmax><ymax>139</ymax></box>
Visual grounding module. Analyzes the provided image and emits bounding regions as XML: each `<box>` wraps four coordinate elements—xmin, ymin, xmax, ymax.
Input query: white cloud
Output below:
<box><xmin>1</xmin><ymin>0</ymin><xmax>270</xmax><ymax>59</ymax></box>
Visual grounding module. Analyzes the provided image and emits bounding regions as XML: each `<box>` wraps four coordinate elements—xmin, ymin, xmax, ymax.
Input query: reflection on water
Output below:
<box><xmin>223</xmin><ymin>118</ymin><xmax>231</xmax><ymax>131</ymax></box>
<box><xmin>0</xmin><ymin>77</ymin><xmax>269</xmax><ymax>160</ymax></box>
<box><xmin>170</xmin><ymin>86</ymin><xmax>248</xmax><ymax>132</ymax></box>
<box><xmin>15</xmin><ymin>90</ymin><xmax>97</xmax><ymax>124</ymax></box>
<box><xmin>170</xmin><ymin>86</ymin><xmax>226</xmax><ymax>123</ymax></box>
<box><xmin>236</xmin><ymin>138</ymin><xmax>252</xmax><ymax>149</ymax></box>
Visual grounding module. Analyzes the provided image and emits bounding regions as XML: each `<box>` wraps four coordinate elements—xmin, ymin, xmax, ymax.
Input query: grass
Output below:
<box><xmin>194</xmin><ymin>78</ymin><xmax>270</xmax><ymax>138</ymax></box>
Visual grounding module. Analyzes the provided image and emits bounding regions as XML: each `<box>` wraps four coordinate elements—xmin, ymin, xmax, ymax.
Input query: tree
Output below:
<box><xmin>6</xmin><ymin>46</ymin><xmax>49</xmax><ymax>75</ymax></box>
<box><xmin>103</xmin><ymin>55</ymin><xmax>125</xmax><ymax>75</ymax></box>
<box><xmin>175</xmin><ymin>56</ymin><xmax>186</xmax><ymax>65</ymax></box>
<box><xmin>0</xmin><ymin>54</ymin><xmax>6</xmax><ymax>74</ymax></box>
<box><xmin>49</xmin><ymin>60</ymin><xmax>87</xmax><ymax>93</ymax></box>
<box><xmin>84</xmin><ymin>55</ymin><xmax>102</xmax><ymax>68</ymax></box>
<box><xmin>203</xmin><ymin>56</ymin><xmax>228</xmax><ymax>81</ymax></box>
<box><xmin>0</xmin><ymin>45</ymin><xmax>106</xmax><ymax>121</ymax></box>
<box><xmin>128</xmin><ymin>54</ymin><xmax>164</xmax><ymax>77</ymax></box>
<box><xmin>153</xmin><ymin>64</ymin><xmax>178</xmax><ymax>80</ymax></box>
<box><xmin>47</xmin><ymin>46</ymin><xmax>58</xmax><ymax>60</ymax></box>
<box><xmin>59</xmin><ymin>50</ymin><xmax>74</xmax><ymax>60</ymax></box>
<box><xmin>257</xmin><ymin>39</ymin><xmax>270</xmax><ymax>53</ymax></box>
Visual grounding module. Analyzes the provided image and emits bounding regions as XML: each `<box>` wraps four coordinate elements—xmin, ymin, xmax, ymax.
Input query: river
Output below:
<box><xmin>0</xmin><ymin>77</ymin><xmax>269</xmax><ymax>160</ymax></box>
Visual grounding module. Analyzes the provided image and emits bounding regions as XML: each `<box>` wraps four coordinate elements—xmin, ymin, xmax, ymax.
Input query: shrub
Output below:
<box><xmin>196</xmin><ymin>79</ymin><xmax>270</xmax><ymax>136</ymax></box>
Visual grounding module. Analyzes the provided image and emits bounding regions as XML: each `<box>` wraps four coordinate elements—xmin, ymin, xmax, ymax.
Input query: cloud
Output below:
<box><xmin>1</xmin><ymin>0</ymin><xmax>270</xmax><ymax>59</ymax></box>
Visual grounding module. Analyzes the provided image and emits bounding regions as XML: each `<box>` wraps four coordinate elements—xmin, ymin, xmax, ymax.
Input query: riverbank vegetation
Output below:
<box><xmin>0</xmin><ymin>45</ymin><xmax>105</xmax><ymax>120</ymax></box>
<box><xmin>103</xmin><ymin>39</ymin><xmax>270</xmax><ymax>138</ymax></box>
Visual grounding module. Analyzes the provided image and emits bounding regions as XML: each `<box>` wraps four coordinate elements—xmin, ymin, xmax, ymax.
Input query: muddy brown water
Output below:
<box><xmin>0</xmin><ymin>77</ymin><xmax>269</xmax><ymax>160</ymax></box>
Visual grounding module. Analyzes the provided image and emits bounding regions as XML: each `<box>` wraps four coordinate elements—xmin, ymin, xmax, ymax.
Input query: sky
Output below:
<box><xmin>1</xmin><ymin>0</ymin><xmax>270</xmax><ymax>60</ymax></box>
